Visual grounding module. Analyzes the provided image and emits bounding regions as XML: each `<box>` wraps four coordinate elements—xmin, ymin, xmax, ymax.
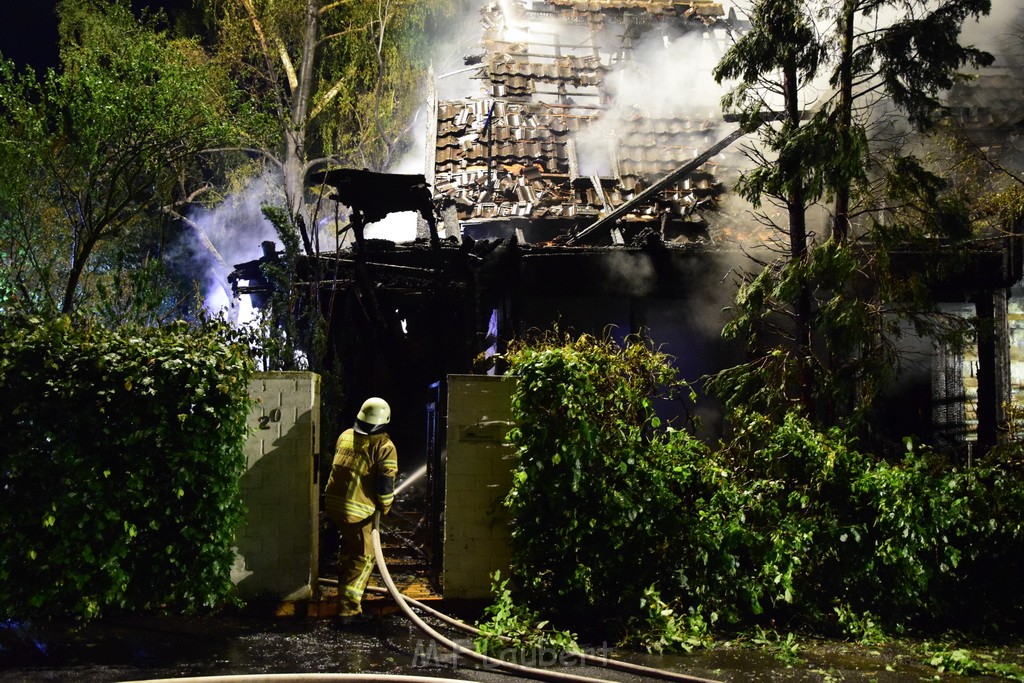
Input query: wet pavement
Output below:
<box><xmin>2</xmin><ymin>612</ymin><xmax>1020</xmax><ymax>682</ymax></box>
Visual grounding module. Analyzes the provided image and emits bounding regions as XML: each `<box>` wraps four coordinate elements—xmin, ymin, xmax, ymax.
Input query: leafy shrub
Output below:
<box><xmin>688</xmin><ymin>413</ymin><xmax>1024</xmax><ymax>631</ymax></box>
<box><xmin>0</xmin><ymin>316</ymin><xmax>255</xmax><ymax>620</ymax></box>
<box><xmin>748</xmin><ymin>627</ymin><xmax>803</xmax><ymax>666</ymax></box>
<box><xmin>499</xmin><ymin>332</ymin><xmax>1024</xmax><ymax>646</ymax></box>
<box><xmin>833</xmin><ymin>605</ymin><xmax>885</xmax><ymax>644</ymax></box>
<box><xmin>924</xmin><ymin>643</ymin><xmax>1024</xmax><ymax>680</ymax></box>
<box><xmin>621</xmin><ymin>586</ymin><xmax>712</xmax><ymax>654</ymax></box>
<box><xmin>502</xmin><ymin>331</ymin><xmax>706</xmax><ymax>621</ymax></box>
<box><xmin>474</xmin><ymin>571</ymin><xmax>580</xmax><ymax>657</ymax></box>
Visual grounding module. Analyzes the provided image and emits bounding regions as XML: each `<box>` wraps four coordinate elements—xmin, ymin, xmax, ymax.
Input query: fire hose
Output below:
<box><xmin>360</xmin><ymin>584</ymin><xmax>718</xmax><ymax>683</ymax></box>
<box><xmin>362</xmin><ymin>470</ymin><xmax>722</xmax><ymax>683</ymax></box>
<box><xmin>128</xmin><ymin>469</ymin><xmax>722</xmax><ymax>683</ymax></box>
<box><xmin>370</xmin><ymin>511</ymin><xmax>612</xmax><ymax>683</ymax></box>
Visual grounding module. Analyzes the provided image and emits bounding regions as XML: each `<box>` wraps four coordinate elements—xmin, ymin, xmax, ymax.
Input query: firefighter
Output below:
<box><xmin>324</xmin><ymin>396</ymin><xmax>398</xmax><ymax>625</ymax></box>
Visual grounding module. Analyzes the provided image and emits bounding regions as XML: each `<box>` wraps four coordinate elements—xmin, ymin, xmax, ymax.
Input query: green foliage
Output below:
<box><xmin>713</xmin><ymin>0</ymin><xmax>823</xmax><ymax>127</ymax></box>
<box><xmin>500</xmin><ymin>334</ymin><xmax>1024</xmax><ymax>646</ymax></box>
<box><xmin>711</xmin><ymin>0</ymin><xmax>993</xmax><ymax>430</ymax></box>
<box><xmin>923</xmin><ymin>643</ymin><xmax>1024</xmax><ymax>680</ymax></box>
<box><xmin>89</xmin><ymin>255</ymin><xmax>195</xmax><ymax>328</ymax></box>
<box><xmin>709</xmin><ymin>236</ymin><xmax>975</xmax><ymax>431</ymax></box>
<box><xmin>474</xmin><ymin>571</ymin><xmax>580</xmax><ymax>658</ymax></box>
<box><xmin>872</xmin><ymin>0</ymin><xmax>994</xmax><ymax>131</ymax></box>
<box><xmin>833</xmin><ymin>605</ymin><xmax>885</xmax><ymax>645</ymax></box>
<box><xmin>714</xmin><ymin>0</ymin><xmax>842</xmax><ymax>211</ymax></box>
<box><xmin>315</xmin><ymin>0</ymin><xmax>458</xmax><ymax>170</ymax></box>
<box><xmin>0</xmin><ymin>1</ymin><xmax>241</xmax><ymax>317</ymax></box>
<box><xmin>621</xmin><ymin>586</ymin><xmax>711</xmax><ymax>654</ymax></box>
<box><xmin>0</xmin><ymin>315</ymin><xmax>255</xmax><ymax>620</ymax></box>
<box><xmin>717</xmin><ymin>0</ymin><xmax>992</xmax><ymax>215</ymax></box>
<box><xmin>502</xmin><ymin>331</ymin><xmax>705</xmax><ymax>619</ymax></box>
<box><xmin>710</xmin><ymin>415</ymin><xmax>1024</xmax><ymax>629</ymax></box>
<box><xmin>212</xmin><ymin>0</ymin><xmax>458</xmax><ymax>238</ymax></box>
<box><xmin>748</xmin><ymin>627</ymin><xmax>803</xmax><ymax>666</ymax></box>
<box><xmin>709</xmin><ymin>242</ymin><xmax>899</xmax><ymax>426</ymax></box>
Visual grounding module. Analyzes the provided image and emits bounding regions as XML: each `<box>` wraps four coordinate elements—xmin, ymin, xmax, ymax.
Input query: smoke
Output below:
<box><xmin>961</xmin><ymin>1</ymin><xmax>1021</xmax><ymax>54</ymax></box>
<box><xmin>432</xmin><ymin>0</ymin><xmax>491</xmax><ymax>102</ymax></box>
<box><xmin>161</xmin><ymin>0</ymin><xmax>493</xmax><ymax>321</ymax></box>
<box><xmin>604</xmin><ymin>252</ymin><xmax>657</xmax><ymax>297</ymax></box>
<box><xmin>604</xmin><ymin>30</ymin><xmax>726</xmax><ymax>120</ymax></box>
<box><xmin>564</xmin><ymin>14</ymin><xmax>744</xmax><ymax>188</ymax></box>
<box><xmin>359</xmin><ymin>0</ymin><xmax>491</xmax><ymax>243</ymax></box>
<box><xmin>173</xmin><ymin>173</ymin><xmax>283</xmax><ymax>322</ymax></box>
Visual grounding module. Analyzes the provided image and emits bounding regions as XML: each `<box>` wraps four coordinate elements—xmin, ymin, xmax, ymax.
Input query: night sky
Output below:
<box><xmin>0</xmin><ymin>1</ymin><xmax>198</xmax><ymax>72</ymax></box>
<box><xmin>0</xmin><ymin>1</ymin><xmax>60</xmax><ymax>70</ymax></box>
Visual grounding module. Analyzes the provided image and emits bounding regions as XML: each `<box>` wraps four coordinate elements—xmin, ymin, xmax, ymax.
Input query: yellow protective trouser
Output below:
<box><xmin>337</xmin><ymin>517</ymin><xmax>375</xmax><ymax>617</ymax></box>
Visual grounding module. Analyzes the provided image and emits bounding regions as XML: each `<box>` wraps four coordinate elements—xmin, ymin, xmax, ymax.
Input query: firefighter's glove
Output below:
<box><xmin>377</xmin><ymin>473</ymin><xmax>395</xmax><ymax>516</ymax></box>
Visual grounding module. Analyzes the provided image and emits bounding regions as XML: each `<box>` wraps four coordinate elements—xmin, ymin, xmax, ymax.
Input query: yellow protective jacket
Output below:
<box><xmin>324</xmin><ymin>428</ymin><xmax>398</xmax><ymax>524</ymax></box>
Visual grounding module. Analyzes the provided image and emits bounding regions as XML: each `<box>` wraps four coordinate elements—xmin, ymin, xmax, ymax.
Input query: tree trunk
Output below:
<box><xmin>783</xmin><ymin>59</ymin><xmax>814</xmax><ymax>413</ymax></box>
<box><xmin>283</xmin><ymin>0</ymin><xmax>318</xmax><ymax>256</ymax></box>
<box><xmin>832</xmin><ymin>0</ymin><xmax>855</xmax><ymax>243</ymax></box>
<box><xmin>61</xmin><ymin>230</ymin><xmax>100</xmax><ymax>314</ymax></box>
<box><xmin>61</xmin><ymin>264</ymin><xmax>82</xmax><ymax>314</ymax></box>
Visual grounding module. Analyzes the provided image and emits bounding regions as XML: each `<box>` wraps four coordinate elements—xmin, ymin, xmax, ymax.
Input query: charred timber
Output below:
<box><xmin>568</xmin><ymin>126</ymin><xmax>748</xmax><ymax>244</ymax></box>
<box><xmin>308</xmin><ymin>168</ymin><xmax>442</xmax><ymax>255</ymax></box>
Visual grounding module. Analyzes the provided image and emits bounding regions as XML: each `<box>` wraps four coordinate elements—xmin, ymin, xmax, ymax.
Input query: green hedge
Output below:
<box><xmin>0</xmin><ymin>316</ymin><xmax>255</xmax><ymax>620</ymax></box>
<box><xmin>502</xmin><ymin>333</ymin><xmax>1024</xmax><ymax>642</ymax></box>
<box><xmin>502</xmin><ymin>332</ymin><xmax>702</xmax><ymax>619</ymax></box>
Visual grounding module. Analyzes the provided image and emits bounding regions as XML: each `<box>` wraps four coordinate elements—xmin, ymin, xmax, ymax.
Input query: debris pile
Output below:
<box><xmin>431</xmin><ymin>0</ymin><xmax>748</xmax><ymax>246</ymax></box>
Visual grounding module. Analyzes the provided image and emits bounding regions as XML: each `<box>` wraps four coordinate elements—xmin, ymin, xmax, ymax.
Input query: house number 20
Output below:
<box><xmin>258</xmin><ymin>408</ymin><xmax>282</xmax><ymax>429</ymax></box>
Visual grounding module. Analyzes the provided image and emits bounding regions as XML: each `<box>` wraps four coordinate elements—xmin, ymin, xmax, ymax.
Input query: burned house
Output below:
<box><xmin>216</xmin><ymin>1</ymin><xmax>1024</xmax><ymax>607</ymax></box>
<box><xmin>430</xmin><ymin>0</ymin><xmax>748</xmax><ymax>246</ymax></box>
<box><xmin>230</xmin><ymin>0</ymin><xmax>1024</xmax><ymax>462</ymax></box>
<box><xmin>239</xmin><ymin>0</ymin><xmax>760</xmax><ymax>446</ymax></box>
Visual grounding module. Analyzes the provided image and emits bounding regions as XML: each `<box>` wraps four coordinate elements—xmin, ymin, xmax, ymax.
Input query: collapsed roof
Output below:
<box><xmin>430</xmin><ymin>0</ymin><xmax>752</xmax><ymax>247</ymax></box>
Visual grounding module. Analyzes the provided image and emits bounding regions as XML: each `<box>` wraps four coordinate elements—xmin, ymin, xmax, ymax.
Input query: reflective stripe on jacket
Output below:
<box><xmin>324</xmin><ymin>428</ymin><xmax>398</xmax><ymax>524</ymax></box>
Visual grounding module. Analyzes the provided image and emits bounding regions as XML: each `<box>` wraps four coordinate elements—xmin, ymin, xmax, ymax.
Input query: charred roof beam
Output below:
<box><xmin>568</xmin><ymin>111</ymin><xmax>788</xmax><ymax>245</ymax></box>
<box><xmin>308</xmin><ymin>168</ymin><xmax>440</xmax><ymax>252</ymax></box>
<box><xmin>568</xmin><ymin>125</ymin><xmax>747</xmax><ymax>244</ymax></box>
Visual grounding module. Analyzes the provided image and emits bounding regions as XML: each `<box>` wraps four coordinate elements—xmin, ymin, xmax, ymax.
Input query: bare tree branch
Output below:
<box><xmin>308</xmin><ymin>78</ymin><xmax>346</xmax><ymax>122</ymax></box>
<box><xmin>161</xmin><ymin>206</ymin><xmax>231</xmax><ymax>271</ymax></box>
<box><xmin>201</xmin><ymin>146</ymin><xmax>284</xmax><ymax>170</ymax></box>
<box><xmin>275</xmin><ymin>38</ymin><xmax>299</xmax><ymax>93</ymax></box>
<box><xmin>317</xmin><ymin>26</ymin><xmax>367</xmax><ymax>46</ymax></box>
<box><xmin>318</xmin><ymin>0</ymin><xmax>357</xmax><ymax>15</ymax></box>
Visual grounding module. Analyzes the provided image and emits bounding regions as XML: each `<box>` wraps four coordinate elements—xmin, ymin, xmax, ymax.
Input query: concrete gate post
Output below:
<box><xmin>232</xmin><ymin>371</ymin><xmax>321</xmax><ymax>601</ymax></box>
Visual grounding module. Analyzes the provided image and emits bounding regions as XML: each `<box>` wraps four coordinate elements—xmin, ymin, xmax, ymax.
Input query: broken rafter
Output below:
<box><xmin>567</xmin><ymin>125</ymin><xmax>747</xmax><ymax>245</ymax></box>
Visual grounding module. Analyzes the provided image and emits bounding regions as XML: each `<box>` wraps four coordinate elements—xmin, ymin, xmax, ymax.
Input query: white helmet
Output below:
<box><xmin>357</xmin><ymin>397</ymin><xmax>391</xmax><ymax>426</ymax></box>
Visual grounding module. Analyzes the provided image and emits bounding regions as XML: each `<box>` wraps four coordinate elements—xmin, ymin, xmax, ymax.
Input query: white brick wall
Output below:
<box><xmin>443</xmin><ymin>374</ymin><xmax>517</xmax><ymax>599</ymax></box>
<box><xmin>232</xmin><ymin>372</ymin><xmax>320</xmax><ymax>601</ymax></box>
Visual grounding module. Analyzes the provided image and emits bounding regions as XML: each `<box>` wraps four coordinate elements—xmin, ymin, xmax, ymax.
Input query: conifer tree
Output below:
<box><xmin>711</xmin><ymin>0</ymin><xmax>993</xmax><ymax>425</ymax></box>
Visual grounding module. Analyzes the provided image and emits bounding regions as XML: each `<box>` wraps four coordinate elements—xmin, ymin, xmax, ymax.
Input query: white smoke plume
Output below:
<box><xmin>604</xmin><ymin>30</ymin><xmax>727</xmax><ymax>120</ymax></box>
<box><xmin>175</xmin><ymin>173</ymin><xmax>283</xmax><ymax>322</ymax></box>
<box><xmin>365</xmin><ymin>0</ymin><xmax>491</xmax><ymax>242</ymax></box>
<box><xmin>962</xmin><ymin>1</ymin><xmax>1020</xmax><ymax>53</ymax></box>
<box><xmin>163</xmin><ymin>0</ymin><xmax>491</xmax><ymax>321</ymax></box>
<box><xmin>432</xmin><ymin>0</ymin><xmax>491</xmax><ymax>102</ymax></box>
<box><xmin>604</xmin><ymin>251</ymin><xmax>658</xmax><ymax>297</ymax></box>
